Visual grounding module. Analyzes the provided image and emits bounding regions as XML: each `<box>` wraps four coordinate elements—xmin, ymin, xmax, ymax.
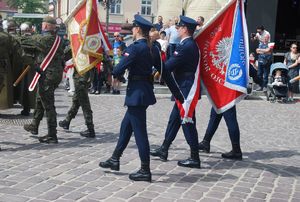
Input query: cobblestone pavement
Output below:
<box><xmin>0</xmin><ymin>88</ymin><xmax>300</xmax><ymax>202</ymax></box>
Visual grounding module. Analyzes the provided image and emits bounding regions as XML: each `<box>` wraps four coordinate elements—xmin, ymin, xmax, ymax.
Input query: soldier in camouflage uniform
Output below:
<box><xmin>23</xmin><ymin>16</ymin><xmax>64</xmax><ymax>144</ymax></box>
<box><xmin>59</xmin><ymin>46</ymin><xmax>95</xmax><ymax>138</ymax></box>
<box><xmin>17</xmin><ymin>22</ymin><xmax>37</xmax><ymax>116</ymax></box>
<box><xmin>7</xmin><ymin>20</ymin><xmax>24</xmax><ymax>107</ymax></box>
<box><xmin>0</xmin><ymin>23</ymin><xmax>24</xmax><ymax>151</ymax></box>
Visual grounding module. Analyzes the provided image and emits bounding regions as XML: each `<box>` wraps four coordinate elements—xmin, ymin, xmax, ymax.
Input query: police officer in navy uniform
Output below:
<box><xmin>198</xmin><ymin>106</ymin><xmax>242</xmax><ymax>160</ymax></box>
<box><xmin>99</xmin><ymin>15</ymin><xmax>156</xmax><ymax>182</ymax></box>
<box><xmin>150</xmin><ymin>16</ymin><xmax>201</xmax><ymax>168</ymax></box>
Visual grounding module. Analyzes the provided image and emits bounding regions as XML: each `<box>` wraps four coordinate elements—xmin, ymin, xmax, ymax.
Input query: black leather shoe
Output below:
<box><xmin>89</xmin><ymin>90</ymin><xmax>96</xmax><ymax>94</ymax></box>
<box><xmin>99</xmin><ymin>157</ymin><xmax>120</xmax><ymax>171</ymax></box>
<box><xmin>80</xmin><ymin>129</ymin><xmax>95</xmax><ymax>138</ymax></box>
<box><xmin>150</xmin><ymin>147</ymin><xmax>168</xmax><ymax>161</ymax></box>
<box><xmin>198</xmin><ymin>140</ymin><xmax>210</xmax><ymax>153</ymax></box>
<box><xmin>221</xmin><ymin>150</ymin><xmax>242</xmax><ymax>160</ymax></box>
<box><xmin>129</xmin><ymin>169</ymin><xmax>152</xmax><ymax>182</ymax></box>
<box><xmin>59</xmin><ymin>120</ymin><xmax>70</xmax><ymax>130</ymax></box>
<box><xmin>38</xmin><ymin>135</ymin><xmax>58</xmax><ymax>144</ymax></box>
<box><xmin>178</xmin><ymin>158</ymin><xmax>201</xmax><ymax>168</ymax></box>
<box><xmin>24</xmin><ymin>124</ymin><xmax>38</xmax><ymax>135</ymax></box>
<box><xmin>95</xmin><ymin>90</ymin><xmax>100</xmax><ymax>95</ymax></box>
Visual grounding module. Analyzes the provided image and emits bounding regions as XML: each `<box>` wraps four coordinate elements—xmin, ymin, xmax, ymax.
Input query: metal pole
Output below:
<box><xmin>151</xmin><ymin>13</ymin><xmax>154</xmax><ymax>23</ymax></box>
<box><xmin>106</xmin><ymin>0</ymin><xmax>110</xmax><ymax>35</ymax></box>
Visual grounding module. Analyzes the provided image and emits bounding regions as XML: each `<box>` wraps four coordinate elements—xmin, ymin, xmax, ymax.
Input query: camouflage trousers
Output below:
<box><xmin>33</xmin><ymin>83</ymin><xmax>59</xmax><ymax>135</ymax></box>
<box><xmin>65</xmin><ymin>73</ymin><xmax>94</xmax><ymax>128</ymax></box>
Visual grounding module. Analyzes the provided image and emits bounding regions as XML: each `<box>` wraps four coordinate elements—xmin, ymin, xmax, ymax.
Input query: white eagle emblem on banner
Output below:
<box><xmin>210</xmin><ymin>37</ymin><xmax>232</xmax><ymax>75</ymax></box>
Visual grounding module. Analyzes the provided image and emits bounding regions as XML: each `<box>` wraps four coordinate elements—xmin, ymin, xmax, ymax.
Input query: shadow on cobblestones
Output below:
<box><xmin>208</xmin><ymin>157</ymin><xmax>300</xmax><ymax>178</ymax></box>
<box><xmin>0</xmin><ymin>114</ymin><xmax>32</xmax><ymax>120</ymax></box>
<box><xmin>156</xmin><ymin>173</ymin><xmax>238</xmax><ymax>183</ymax></box>
<box><xmin>0</xmin><ymin>132</ymin><xmax>119</xmax><ymax>152</ymax></box>
<box><xmin>245</xmin><ymin>150</ymin><xmax>300</xmax><ymax>161</ymax></box>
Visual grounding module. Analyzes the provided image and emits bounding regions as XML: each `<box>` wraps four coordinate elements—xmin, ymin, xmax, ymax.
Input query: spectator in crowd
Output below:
<box><xmin>284</xmin><ymin>43</ymin><xmax>300</xmax><ymax>102</ymax></box>
<box><xmin>65</xmin><ymin>65</ymin><xmax>75</xmax><ymax>95</ymax></box>
<box><xmin>103</xmin><ymin>53</ymin><xmax>114</xmax><ymax>93</ymax></box>
<box><xmin>154</xmin><ymin>15</ymin><xmax>164</xmax><ymax>31</ymax></box>
<box><xmin>272</xmin><ymin>70</ymin><xmax>284</xmax><ymax>86</ymax></box>
<box><xmin>166</xmin><ymin>17</ymin><xmax>180</xmax><ymax>59</ymax></box>
<box><xmin>249</xmin><ymin>52</ymin><xmax>262</xmax><ymax>86</ymax></box>
<box><xmin>150</xmin><ymin>29</ymin><xmax>164</xmax><ymax>84</ymax></box>
<box><xmin>195</xmin><ymin>16</ymin><xmax>204</xmax><ymax>32</ymax></box>
<box><xmin>90</xmin><ymin>63</ymin><xmax>102</xmax><ymax>95</ymax></box>
<box><xmin>112</xmin><ymin>47</ymin><xmax>123</xmax><ymax>94</ymax></box>
<box><xmin>162</xmin><ymin>18</ymin><xmax>172</xmax><ymax>32</ymax></box>
<box><xmin>113</xmin><ymin>32</ymin><xmax>126</xmax><ymax>56</ymax></box>
<box><xmin>252</xmin><ymin>25</ymin><xmax>271</xmax><ymax>45</ymax></box>
<box><xmin>157</xmin><ymin>31</ymin><xmax>168</xmax><ymax>60</ymax></box>
<box><xmin>113</xmin><ymin>32</ymin><xmax>126</xmax><ymax>84</ymax></box>
<box><xmin>256</xmin><ymin>36</ymin><xmax>272</xmax><ymax>91</ymax></box>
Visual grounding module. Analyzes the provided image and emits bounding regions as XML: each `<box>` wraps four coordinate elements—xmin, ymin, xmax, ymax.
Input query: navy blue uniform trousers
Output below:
<box><xmin>115</xmin><ymin>106</ymin><xmax>150</xmax><ymax>162</ymax></box>
<box><xmin>164</xmin><ymin>103</ymin><xmax>199</xmax><ymax>150</ymax></box>
<box><xmin>204</xmin><ymin>106</ymin><xmax>240</xmax><ymax>144</ymax></box>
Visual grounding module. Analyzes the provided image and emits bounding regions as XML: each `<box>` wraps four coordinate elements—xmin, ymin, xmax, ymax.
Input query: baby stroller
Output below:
<box><xmin>266</xmin><ymin>62</ymin><xmax>289</xmax><ymax>102</ymax></box>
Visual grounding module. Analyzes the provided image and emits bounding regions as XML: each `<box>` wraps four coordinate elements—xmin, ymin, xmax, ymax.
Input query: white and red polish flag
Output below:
<box><xmin>195</xmin><ymin>0</ymin><xmax>249</xmax><ymax>113</ymax></box>
<box><xmin>65</xmin><ymin>0</ymin><xmax>111</xmax><ymax>75</ymax></box>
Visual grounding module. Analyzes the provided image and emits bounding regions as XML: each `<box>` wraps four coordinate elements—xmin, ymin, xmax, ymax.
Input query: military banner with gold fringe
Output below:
<box><xmin>66</xmin><ymin>0</ymin><xmax>109</xmax><ymax>75</ymax></box>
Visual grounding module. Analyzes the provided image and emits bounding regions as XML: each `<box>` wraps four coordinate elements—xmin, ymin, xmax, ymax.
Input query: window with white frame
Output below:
<box><xmin>110</xmin><ymin>0</ymin><xmax>122</xmax><ymax>14</ymax></box>
<box><xmin>141</xmin><ymin>0</ymin><xmax>151</xmax><ymax>15</ymax></box>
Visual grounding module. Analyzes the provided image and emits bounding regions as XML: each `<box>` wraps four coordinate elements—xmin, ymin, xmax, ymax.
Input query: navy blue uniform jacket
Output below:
<box><xmin>112</xmin><ymin>38</ymin><xmax>156</xmax><ymax>106</ymax></box>
<box><xmin>164</xmin><ymin>37</ymin><xmax>200</xmax><ymax>99</ymax></box>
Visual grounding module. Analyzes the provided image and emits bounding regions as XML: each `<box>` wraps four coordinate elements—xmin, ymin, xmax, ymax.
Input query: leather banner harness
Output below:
<box><xmin>28</xmin><ymin>36</ymin><xmax>61</xmax><ymax>91</ymax></box>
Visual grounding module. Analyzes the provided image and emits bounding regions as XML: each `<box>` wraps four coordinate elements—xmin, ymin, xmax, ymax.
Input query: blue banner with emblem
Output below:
<box><xmin>224</xmin><ymin>0</ymin><xmax>249</xmax><ymax>94</ymax></box>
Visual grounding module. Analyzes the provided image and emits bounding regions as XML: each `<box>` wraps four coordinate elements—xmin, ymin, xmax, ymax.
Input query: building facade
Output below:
<box><xmin>0</xmin><ymin>0</ymin><xmax>17</xmax><ymax>19</ymax></box>
<box><xmin>53</xmin><ymin>0</ymin><xmax>228</xmax><ymax>34</ymax></box>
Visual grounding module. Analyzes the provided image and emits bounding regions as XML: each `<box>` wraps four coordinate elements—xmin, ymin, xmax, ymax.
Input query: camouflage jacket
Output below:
<box><xmin>0</xmin><ymin>31</ymin><xmax>24</xmax><ymax>92</ymax></box>
<box><xmin>31</xmin><ymin>32</ymin><xmax>64</xmax><ymax>85</ymax></box>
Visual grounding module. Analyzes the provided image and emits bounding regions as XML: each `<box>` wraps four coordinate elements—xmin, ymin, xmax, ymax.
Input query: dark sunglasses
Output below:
<box><xmin>114</xmin><ymin>35</ymin><xmax>119</xmax><ymax>37</ymax></box>
<box><xmin>292</xmin><ymin>47</ymin><xmax>297</xmax><ymax>49</ymax></box>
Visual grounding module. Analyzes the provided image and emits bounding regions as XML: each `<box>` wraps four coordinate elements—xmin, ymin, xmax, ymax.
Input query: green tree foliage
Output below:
<box><xmin>5</xmin><ymin>0</ymin><xmax>47</xmax><ymax>13</ymax></box>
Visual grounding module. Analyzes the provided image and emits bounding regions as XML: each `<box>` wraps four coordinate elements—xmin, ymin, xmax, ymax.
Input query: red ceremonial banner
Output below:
<box><xmin>195</xmin><ymin>0</ymin><xmax>245</xmax><ymax>113</ymax></box>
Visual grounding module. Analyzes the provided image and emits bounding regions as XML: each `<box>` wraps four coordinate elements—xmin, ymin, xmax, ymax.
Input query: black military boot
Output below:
<box><xmin>38</xmin><ymin>135</ymin><xmax>58</xmax><ymax>144</ymax></box>
<box><xmin>222</xmin><ymin>144</ymin><xmax>242</xmax><ymax>160</ymax></box>
<box><xmin>80</xmin><ymin>125</ymin><xmax>95</xmax><ymax>138</ymax></box>
<box><xmin>24</xmin><ymin>121</ymin><xmax>39</xmax><ymax>135</ymax></box>
<box><xmin>99</xmin><ymin>150</ymin><xmax>121</xmax><ymax>171</ymax></box>
<box><xmin>129</xmin><ymin>162</ymin><xmax>151</xmax><ymax>182</ymax></box>
<box><xmin>198</xmin><ymin>140</ymin><xmax>210</xmax><ymax>153</ymax></box>
<box><xmin>58</xmin><ymin>120</ymin><xmax>70</xmax><ymax>130</ymax></box>
<box><xmin>178</xmin><ymin>149</ymin><xmax>201</xmax><ymax>168</ymax></box>
<box><xmin>150</xmin><ymin>140</ymin><xmax>170</xmax><ymax>161</ymax></box>
<box><xmin>39</xmin><ymin>128</ymin><xmax>58</xmax><ymax>144</ymax></box>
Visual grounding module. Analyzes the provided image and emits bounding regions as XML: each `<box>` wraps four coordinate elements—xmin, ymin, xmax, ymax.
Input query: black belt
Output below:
<box><xmin>175</xmin><ymin>72</ymin><xmax>194</xmax><ymax>79</ymax></box>
<box><xmin>128</xmin><ymin>75</ymin><xmax>154</xmax><ymax>83</ymax></box>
